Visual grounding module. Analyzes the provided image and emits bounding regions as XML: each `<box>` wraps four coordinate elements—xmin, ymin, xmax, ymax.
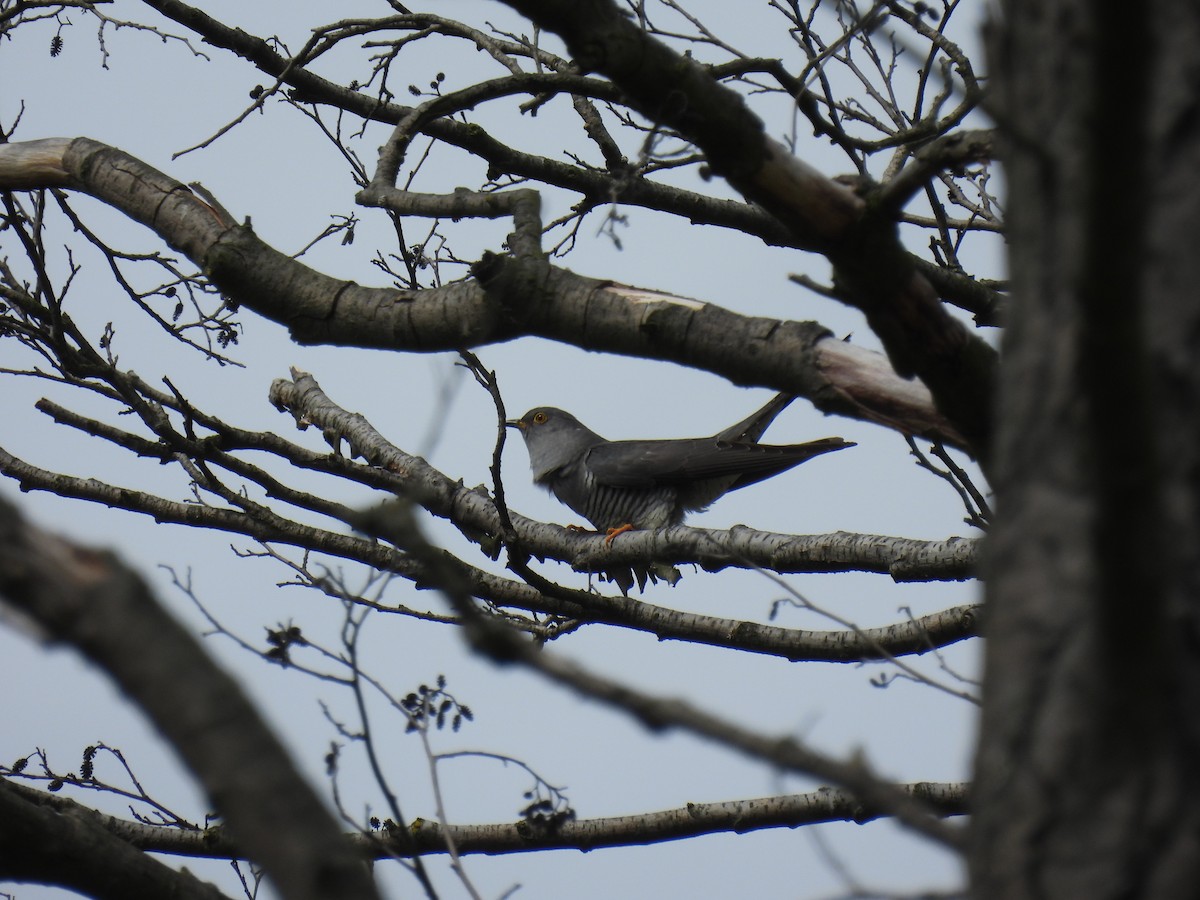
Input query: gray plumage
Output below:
<box><xmin>507</xmin><ymin>393</ymin><xmax>854</xmax><ymax>533</ymax></box>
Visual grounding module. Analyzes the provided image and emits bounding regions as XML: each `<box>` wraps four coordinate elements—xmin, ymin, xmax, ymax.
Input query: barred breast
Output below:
<box><xmin>580</xmin><ymin>470</ymin><xmax>679</xmax><ymax>530</ymax></box>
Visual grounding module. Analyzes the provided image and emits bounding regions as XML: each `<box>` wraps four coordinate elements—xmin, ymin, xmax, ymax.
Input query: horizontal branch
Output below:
<box><xmin>10</xmin><ymin>368</ymin><xmax>977</xmax><ymax>585</ymax></box>
<box><xmin>0</xmin><ymin>438</ymin><xmax>978</xmax><ymax>663</ymax></box>
<box><xmin>268</xmin><ymin>369</ymin><xmax>979</xmax><ymax>582</ymax></box>
<box><xmin>369</xmin><ymin>494</ymin><xmax>969</xmax><ymax>851</ymax></box>
<box><xmin>406</xmin><ymin>782</ymin><xmax>968</xmax><ymax>855</ymax></box>
<box><xmin>137</xmin><ymin>1</ymin><xmax>1001</xmax><ymax>336</ymax></box>
<box><xmin>477</xmin><ymin>625</ymin><xmax>969</xmax><ymax>850</ymax></box>
<box><xmin>0</xmin><ymin>137</ymin><xmax>966</xmax><ymax>448</ymax></box>
<box><xmin>7</xmin><ymin>778</ymin><xmax>967</xmax><ymax>860</ymax></box>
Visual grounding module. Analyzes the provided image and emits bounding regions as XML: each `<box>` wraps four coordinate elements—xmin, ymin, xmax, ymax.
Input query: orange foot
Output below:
<box><xmin>604</xmin><ymin>523</ymin><xmax>635</xmax><ymax>547</ymax></box>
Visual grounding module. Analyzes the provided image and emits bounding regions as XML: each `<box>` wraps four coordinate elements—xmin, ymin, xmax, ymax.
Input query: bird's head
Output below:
<box><xmin>506</xmin><ymin>407</ymin><xmax>604</xmax><ymax>479</ymax></box>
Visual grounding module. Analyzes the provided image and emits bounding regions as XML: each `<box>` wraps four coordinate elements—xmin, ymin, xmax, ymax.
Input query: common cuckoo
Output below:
<box><xmin>507</xmin><ymin>393</ymin><xmax>854</xmax><ymax>541</ymax></box>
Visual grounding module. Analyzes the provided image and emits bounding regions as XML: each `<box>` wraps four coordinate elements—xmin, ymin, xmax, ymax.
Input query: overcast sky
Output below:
<box><xmin>1</xmin><ymin>2</ymin><xmax>992</xmax><ymax>897</ymax></box>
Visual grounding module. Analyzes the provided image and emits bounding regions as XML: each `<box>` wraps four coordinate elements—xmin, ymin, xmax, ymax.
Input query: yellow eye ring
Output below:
<box><xmin>532</xmin><ymin>412</ymin><xmax>548</xmax><ymax>425</ymax></box>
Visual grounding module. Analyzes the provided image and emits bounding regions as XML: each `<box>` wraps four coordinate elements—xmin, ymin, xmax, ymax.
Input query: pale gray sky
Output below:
<box><xmin>1</xmin><ymin>2</ymin><xmax>991</xmax><ymax>897</ymax></box>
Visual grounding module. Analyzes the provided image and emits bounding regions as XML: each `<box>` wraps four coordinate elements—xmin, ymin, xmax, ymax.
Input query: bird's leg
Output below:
<box><xmin>604</xmin><ymin>523</ymin><xmax>635</xmax><ymax>546</ymax></box>
<box><xmin>565</xmin><ymin>522</ymin><xmax>634</xmax><ymax>548</ymax></box>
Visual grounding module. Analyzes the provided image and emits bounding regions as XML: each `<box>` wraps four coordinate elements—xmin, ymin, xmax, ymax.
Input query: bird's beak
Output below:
<box><xmin>505</xmin><ymin>418</ymin><xmax>523</xmax><ymax>431</ymax></box>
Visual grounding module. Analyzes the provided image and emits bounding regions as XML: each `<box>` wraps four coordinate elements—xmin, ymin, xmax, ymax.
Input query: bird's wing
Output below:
<box><xmin>586</xmin><ymin>437</ymin><xmax>853</xmax><ymax>489</ymax></box>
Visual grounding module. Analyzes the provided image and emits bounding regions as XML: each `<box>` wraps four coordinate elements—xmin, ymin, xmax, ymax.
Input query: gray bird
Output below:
<box><xmin>507</xmin><ymin>393</ymin><xmax>854</xmax><ymax>540</ymax></box>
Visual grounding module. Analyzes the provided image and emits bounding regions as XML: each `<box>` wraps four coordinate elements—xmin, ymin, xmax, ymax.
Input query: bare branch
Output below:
<box><xmin>0</xmin><ymin>778</ymin><xmax>231</xmax><ymax>900</ymax></box>
<box><xmin>350</xmin><ymin>492</ymin><xmax>966</xmax><ymax>851</ymax></box>
<box><xmin>0</xmin><ymin>496</ymin><xmax>381</xmax><ymax>900</ymax></box>
<box><xmin>496</xmin><ymin>0</ymin><xmax>997</xmax><ymax>460</ymax></box>
<box><xmin>4</xmin><ymin>778</ymin><xmax>967</xmax><ymax>860</ymax></box>
<box><xmin>0</xmin><ymin>137</ymin><xmax>966</xmax><ymax>446</ymax></box>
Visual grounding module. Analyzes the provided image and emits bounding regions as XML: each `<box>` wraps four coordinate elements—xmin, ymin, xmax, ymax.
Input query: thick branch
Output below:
<box><xmin>267</xmin><ymin>369</ymin><xmax>978</xmax><ymax>583</ymax></box>
<box><xmin>0</xmin><ymin>496</ymin><xmax>381</xmax><ymax>900</ymax></box>
<box><xmin>0</xmin><ymin>778</ymin><xmax>230</xmax><ymax>900</ymax></box>
<box><xmin>0</xmin><ymin>440</ymin><xmax>978</xmax><ymax>665</ymax></box>
<box><xmin>133</xmin><ymin>1</ymin><xmax>998</xmax><ymax>330</ymax></box>
<box><xmin>29</xmin><ymin>384</ymin><xmax>975</xmax><ymax>584</ymax></box>
<box><xmin>496</xmin><ymin>0</ymin><xmax>998</xmax><ymax>461</ymax></box>
<box><xmin>0</xmin><ymin>137</ymin><xmax>965</xmax><ymax>446</ymax></box>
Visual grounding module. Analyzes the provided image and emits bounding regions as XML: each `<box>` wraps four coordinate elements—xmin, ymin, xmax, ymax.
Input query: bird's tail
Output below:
<box><xmin>715</xmin><ymin>392</ymin><xmax>796</xmax><ymax>443</ymax></box>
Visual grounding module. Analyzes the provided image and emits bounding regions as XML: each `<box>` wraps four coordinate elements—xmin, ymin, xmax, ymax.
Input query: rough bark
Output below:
<box><xmin>0</xmin><ymin>138</ymin><xmax>965</xmax><ymax>448</ymax></box>
<box><xmin>0</xmin><ymin>497</ymin><xmax>381</xmax><ymax>900</ymax></box>
<box><xmin>0</xmin><ymin>779</ymin><xmax>231</xmax><ymax>900</ymax></box>
<box><xmin>973</xmin><ymin>0</ymin><xmax>1200</xmax><ymax>895</ymax></box>
<box><xmin>498</xmin><ymin>0</ymin><xmax>997</xmax><ymax>461</ymax></box>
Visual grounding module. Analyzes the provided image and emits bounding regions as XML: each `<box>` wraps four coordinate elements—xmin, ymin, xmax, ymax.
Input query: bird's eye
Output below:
<box><xmin>532</xmin><ymin>412</ymin><xmax>548</xmax><ymax>425</ymax></box>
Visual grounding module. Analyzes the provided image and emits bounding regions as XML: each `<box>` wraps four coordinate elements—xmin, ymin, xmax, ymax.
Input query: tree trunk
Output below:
<box><xmin>973</xmin><ymin>0</ymin><xmax>1200</xmax><ymax>895</ymax></box>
